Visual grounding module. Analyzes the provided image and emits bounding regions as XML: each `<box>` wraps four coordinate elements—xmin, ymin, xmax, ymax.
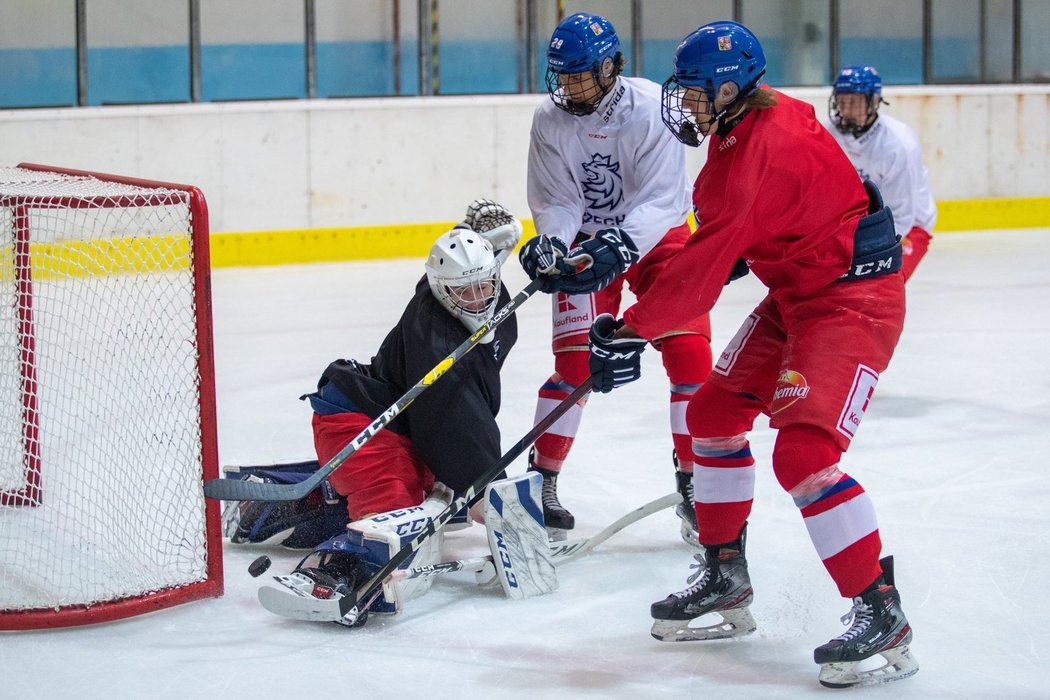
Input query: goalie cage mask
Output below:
<box><xmin>425</xmin><ymin>228</ymin><xmax>502</xmax><ymax>334</ymax></box>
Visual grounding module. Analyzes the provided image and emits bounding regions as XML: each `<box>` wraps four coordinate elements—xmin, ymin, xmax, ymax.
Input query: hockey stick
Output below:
<box><xmin>398</xmin><ymin>491</ymin><xmax>680</xmax><ymax>580</ymax></box>
<box><xmin>260</xmin><ymin>378</ymin><xmax>594</xmax><ymax>623</ymax></box>
<box><xmin>203</xmin><ymin>278</ymin><xmax>545</xmax><ymax>502</ymax></box>
<box><xmin>258</xmin><ymin>489</ymin><xmax>678</xmax><ymax>621</ymax></box>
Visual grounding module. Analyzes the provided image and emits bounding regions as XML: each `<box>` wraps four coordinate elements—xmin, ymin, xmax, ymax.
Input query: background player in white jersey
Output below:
<box><xmin>826</xmin><ymin>64</ymin><xmax>937</xmax><ymax>281</ymax></box>
<box><xmin>518</xmin><ymin>12</ymin><xmax>713</xmax><ymax>543</ymax></box>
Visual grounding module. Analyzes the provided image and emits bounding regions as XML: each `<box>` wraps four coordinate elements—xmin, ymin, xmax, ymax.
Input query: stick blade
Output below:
<box><xmin>203</xmin><ymin>475</ymin><xmax>314</xmax><ymax>502</ymax></box>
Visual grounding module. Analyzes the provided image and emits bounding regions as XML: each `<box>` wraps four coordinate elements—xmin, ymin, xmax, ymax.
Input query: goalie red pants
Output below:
<box><xmin>312</xmin><ymin>410</ymin><xmax>435</xmax><ymax>520</ymax></box>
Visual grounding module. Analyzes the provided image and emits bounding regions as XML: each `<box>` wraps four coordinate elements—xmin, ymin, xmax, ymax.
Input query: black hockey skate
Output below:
<box><xmin>273</xmin><ymin>551</ymin><xmax>372</xmax><ymax>628</ymax></box>
<box><xmin>814</xmin><ymin>556</ymin><xmax>918</xmax><ymax>688</ymax></box>
<box><xmin>528</xmin><ymin>452</ymin><xmax>574</xmax><ymax>541</ymax></box>
<box><xmin>650</xmin><ymin>524</ymin><xmax>756</xmax><ymax>642</ymax></box>
<box><xmin>672</xmin><ymin>451</ymin><xmax>700</xmax><ymax>549</ymax></box>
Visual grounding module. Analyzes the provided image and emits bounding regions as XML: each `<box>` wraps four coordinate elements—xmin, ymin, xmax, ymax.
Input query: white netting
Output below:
<box><xmin>0</xmin><ymin>166</ymin><xmax>212</xmax><ymax>616</ymax></box>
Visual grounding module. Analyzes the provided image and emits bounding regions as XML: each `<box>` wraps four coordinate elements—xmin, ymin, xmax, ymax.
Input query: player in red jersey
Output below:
<box><xmin>579</xmin><ymin>21</ymin><xmax>918</xmax><ymax>689</ymax></box>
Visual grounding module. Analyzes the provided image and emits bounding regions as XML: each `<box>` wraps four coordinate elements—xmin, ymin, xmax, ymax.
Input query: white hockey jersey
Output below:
<box><xmin>824</xmin><ymin>113</ymin><xmax>937</xmax><ymax>237</ymax></box>
<box><xmin>527</xmin><ymin>76</ymin><xmax>692</xmax><ymax>258</ymax></box>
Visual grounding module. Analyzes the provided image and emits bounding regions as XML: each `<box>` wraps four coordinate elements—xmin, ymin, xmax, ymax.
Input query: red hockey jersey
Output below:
<box><xmin>623</xmin><ymin>89</ymin><xmax>869</xmax><ymax>339</ymax></box>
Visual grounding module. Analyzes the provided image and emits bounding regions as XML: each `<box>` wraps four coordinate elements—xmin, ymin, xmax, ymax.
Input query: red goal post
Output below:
<box><xmin>0</xmin><ymin>163</ymin><xmax>222</xmax><ymax>629</ymax></box>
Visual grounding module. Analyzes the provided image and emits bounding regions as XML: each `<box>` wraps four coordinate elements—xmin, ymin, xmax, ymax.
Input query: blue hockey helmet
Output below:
<box><xmin>547</xmin><ymin>13</ymin><xmax>621</xmax><ymax>74</ymax></box>
<box><xmin>833</xmin><ymin>64</ymin><xmax>883</xmax><ymax>97</ymax></box>
<box><xmin>545</xmin><ymin>13</ymin><xmax>623</xmax><ymax>116</ymax></box>
<box><xmin>829</xmin><ymin>64</ymin><xmax>886</xmax><ymax>136</ymax></box>
<box><xmin>661</xmin><ymin>21</ymin><xmax>766</xmax><ymax>146</ymax></box>
<box><xmin>671</xmin><ymin>21</ymin><xmax>766</xmax><ymax>98</ymax></box>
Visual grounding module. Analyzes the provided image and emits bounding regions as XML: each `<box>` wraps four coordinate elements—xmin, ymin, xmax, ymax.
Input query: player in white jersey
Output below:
<box><xmin>518</xmin><ymin>12</ymin><xmax>713</xmax><ymax>542</ymax></box>
<box><xmin>826</xmin><ymin>64</ymin><xmax>937</xmax><ymax>281</ymax></box>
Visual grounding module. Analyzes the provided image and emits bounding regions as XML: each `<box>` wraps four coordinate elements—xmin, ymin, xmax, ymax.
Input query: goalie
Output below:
<box><xmin>225</xmin><ymin>200</ymin><xmax>533</xmax><ymax>624</ymax></box>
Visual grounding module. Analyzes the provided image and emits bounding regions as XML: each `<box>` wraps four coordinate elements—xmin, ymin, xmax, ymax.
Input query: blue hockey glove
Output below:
<box><xmin>588</xmin><ymin>313</ymin><xmax>647</xmax><ymax>393</ymax></box>
<box><xmin>557</xmin><ymin>228</ymin><xmax>640</xmax><ymax>295</ymax></box>
<box><xmin>519</xmin><ymin>235</ymin><xmax>569</xmax><ymax>293</ymax></box>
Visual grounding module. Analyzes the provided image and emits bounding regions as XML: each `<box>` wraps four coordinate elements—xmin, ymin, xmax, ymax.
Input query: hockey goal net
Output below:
<box><xmin>0</xmin><ymin>163</ymin><xmax>222</xmax><ymax>629</ymax></box>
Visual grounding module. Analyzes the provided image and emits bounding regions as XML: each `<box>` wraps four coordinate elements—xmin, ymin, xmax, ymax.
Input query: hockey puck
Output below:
<box><xmin>248</xmin><ymin>555</ymin><xmax>272</xmax><ymax>578</ymax></box>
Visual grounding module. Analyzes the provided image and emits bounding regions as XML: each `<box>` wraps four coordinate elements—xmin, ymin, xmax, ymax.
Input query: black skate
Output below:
<box><xmin>814</xmin><ymin>556</ymin><xmax>919</xmax><ymax>688</ymax></box>
<box><xmin>528</xmin><ymin>452</ymin><xmax>574</xmax><ymax>541</ymax></box>
<box><xmin>650</xmin><ymin>524</ymin><xmax>756</xmax><ymax>642</ymax></box>
<box><xmin>672</xmin><ymin>451</ymin><xmax>700</xmax><ymax>549</ymax></box>
<box><xmin>272</xmin><ymin>551</ymin><xmax>372</xmax><ymax>628</ymax></box>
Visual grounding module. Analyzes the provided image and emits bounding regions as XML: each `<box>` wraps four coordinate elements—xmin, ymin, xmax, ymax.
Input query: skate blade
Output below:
<box><xmin>651</xmin><ymin>607</ymin><xmax>757</xmax><ymax>642</ymax></box>
<box><xmin>818</xmin><ymin>645</ymin><xmax>919</xmax><ymax>688</ymax></box>
<box><xmin>546</xmin><ymin>526</ymin><xmax>569</xmax><ymax>542</ymax></box>
<box><xmin>678</xmin><ymin>520</ymin><xmax>703</xmax><ymax>550</ymax></box>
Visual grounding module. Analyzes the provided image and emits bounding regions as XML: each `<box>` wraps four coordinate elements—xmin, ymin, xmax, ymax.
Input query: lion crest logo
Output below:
<box><xmin>581</xmin><ymin>153</ymin><xmax>624</xmax><ymax>211</ymax></box>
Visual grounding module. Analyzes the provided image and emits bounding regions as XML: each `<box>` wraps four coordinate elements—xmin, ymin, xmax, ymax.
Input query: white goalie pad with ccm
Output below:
<box><xmin>483</xmin><ymin>472</ymin><xmax>558</xmax><ymax>599</ymax></box>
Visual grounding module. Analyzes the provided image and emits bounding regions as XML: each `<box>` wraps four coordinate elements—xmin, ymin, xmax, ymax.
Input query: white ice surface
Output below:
<box><xmin>4</xmin><ymin>228</ymin><xmax>1049</xmax><ymax>699</ymax></box>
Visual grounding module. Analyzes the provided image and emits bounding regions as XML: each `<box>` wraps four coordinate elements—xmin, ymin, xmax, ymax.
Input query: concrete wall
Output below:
<box><xmin>1</xmin><ymin>85</ymin><xmax>1048</xmax><ymax>233</ymax></box>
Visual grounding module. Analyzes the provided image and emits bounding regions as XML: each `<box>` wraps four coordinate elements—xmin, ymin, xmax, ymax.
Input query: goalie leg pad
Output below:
<box><xmin>484</xmin><ymin>472</ymin><xmax>558</xmax><ymax>599</ymax></box>
<box><xmin>221</xmin><ymin>460</ymin><xmax>348</xmax><ymax>548</ymax></box>
<box><xmin>331</xmin><ymin>483</ymin><xmax>451</xmax><ymax>613</ymax></box>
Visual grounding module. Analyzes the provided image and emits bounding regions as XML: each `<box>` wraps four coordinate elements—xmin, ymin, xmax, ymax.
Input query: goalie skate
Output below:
<box><xmin>263</xmin><ymin>550</ymin><xmax>374</xmax><ymax>627</ymax></box>
<box><xmin>815</xmin><ymin>556</ymin><xmax>918</xmax><ymax>688</ymax></box>
<box><xmin>650</xmin><ymin>525</ymin><xmax>756</xmax><ymax>642</ymax></box>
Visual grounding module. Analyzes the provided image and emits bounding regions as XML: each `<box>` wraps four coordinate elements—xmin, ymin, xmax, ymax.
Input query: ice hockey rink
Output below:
<box><xmin>5</xmin><ymin>226</ymin><xmax>1049</xmax><ymax>699</ymax></box>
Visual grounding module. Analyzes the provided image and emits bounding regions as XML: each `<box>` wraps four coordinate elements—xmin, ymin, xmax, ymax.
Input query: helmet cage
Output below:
<box><xmin>829</xmin><ymin>64</ymin><xmax>885</xmax><ymax>136</ymax></box>
<box><xmin>545</xmin><ymin>63</ymin><xmax>616</xmax><ymax>116</ymax></box>
<box><xmin>545</xmin><ymin>13</ymin><xmax>622</xmax><ymax>116</ymax></box>
<box><xmin>661</xmin><ymin>21</ymin><xmax>766</xmax><ymax>146</ymax></box>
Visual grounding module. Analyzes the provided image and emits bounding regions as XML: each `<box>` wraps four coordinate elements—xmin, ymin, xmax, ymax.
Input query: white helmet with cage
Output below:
<box><xmin>425</xmin><ymin>227</ymin><xmax>502</xmax><ymax>339</ymax></box>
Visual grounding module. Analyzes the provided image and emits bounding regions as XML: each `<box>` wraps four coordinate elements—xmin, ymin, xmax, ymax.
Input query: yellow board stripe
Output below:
<box><xmin>210</xmin><ymin>220</ymin><xmax>538</xmax><ymax>268</ymax></box>
<box><xmin>208</xmin><ymin>198</ymin><xmax>1049</xmax><ymax>268</ymax></box>
<box><xmin>4</xmin><ymin>198</ymin><xmax>1045</xmax><ymax>278</ymax></box>
<box><xmin>935</xmin><ymin>196</ymin><xmax>1050</xmax><ymax>232</ymax></box>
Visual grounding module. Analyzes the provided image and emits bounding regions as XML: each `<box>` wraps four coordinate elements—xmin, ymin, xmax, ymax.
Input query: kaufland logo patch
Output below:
<box><xmin>557</xmin><ymin>294</ymin><xmax>577</xmax><ymax>313</ymax></box>
<box><xmin>772</xmin><ymin>369</ymin><xmax>810</xmax><ymax>413</ymax></box>
<box><xmin>589</xmin><ymin>23</ymin><xmax>604</xmax><ymax>36</ymax></box>
<box><xmin>718</xmin><ymin>35</ymin><xmax>732</xmax><ymax>51</ymax></box>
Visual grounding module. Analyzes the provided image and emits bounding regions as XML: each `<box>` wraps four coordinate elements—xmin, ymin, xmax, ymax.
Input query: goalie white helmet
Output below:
<box><xmin>425</xmin><ymin>227</ymin><xmax>502</xmax><ymax>336</ymax></box>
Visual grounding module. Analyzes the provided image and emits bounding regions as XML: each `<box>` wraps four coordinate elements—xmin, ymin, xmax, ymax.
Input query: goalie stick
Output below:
<box><xmin>203</xmin><ymin>277</ymin><xmax>545</xmax><ymax>502</ymax></box>
<box><xmin>258</xmin><ymin>490</ymin><xmax>679</xmax><ymax>622</ymax></box>
<box><xmin>258</xmin><ymin>378</ymin><xmax>594</xmax><ymax>624</ymax></box>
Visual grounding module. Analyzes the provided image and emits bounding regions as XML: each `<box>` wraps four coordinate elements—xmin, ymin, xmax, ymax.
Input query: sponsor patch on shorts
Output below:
<box><xmin>836</xmin><ymin>364</ymin><xmax>879</xmax><ymax>440</ymax></box>
<box><xmin>771</xmin><ymin>369</ymin><xmax>810</xmax><ymax>414</ymax></box>
<box><xmin>552</xmin><ymin>292</ymin><xmax>595</xmax><ymax>342</ymax></box>
<box><xmin>713</xmin><ymin>313</ymin><xmax>758</xmax><ymax>376</ymax></box>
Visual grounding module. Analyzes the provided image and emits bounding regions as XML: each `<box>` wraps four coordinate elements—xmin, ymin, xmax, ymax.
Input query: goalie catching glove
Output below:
<box><xmin>588</xmin><ymin>313</ymin><xmax>647</xmax><ymax>393</ymax></box>
<box><xmin>463</xmin><ymin>198</ymin><xmax>523</xmax><ymax>254</ymax></box>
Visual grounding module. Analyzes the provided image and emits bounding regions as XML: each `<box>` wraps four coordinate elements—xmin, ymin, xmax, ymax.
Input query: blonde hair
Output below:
<box><xmin>745</xmin><ymin>86</ymin><xmax>778</xmax><ymax>111</ymax></box>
